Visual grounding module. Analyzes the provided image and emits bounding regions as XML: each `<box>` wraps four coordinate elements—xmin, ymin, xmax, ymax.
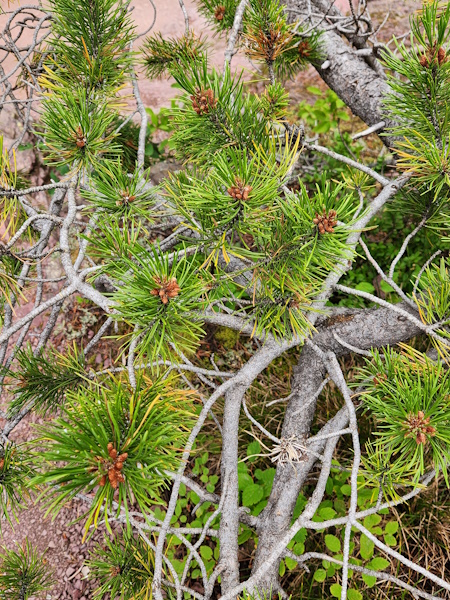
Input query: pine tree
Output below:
<box><xmin>1</xmin><ymin>0</ymin><xmax>450</xmax><ymax>599</ymax></box>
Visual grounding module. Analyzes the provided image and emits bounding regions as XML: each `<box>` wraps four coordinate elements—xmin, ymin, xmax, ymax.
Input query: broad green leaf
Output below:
<box><xmin>360</xmin><ymin>534</ymin><xmax>374</xmax><ymax>560</ymax></box>
<box><xmin>238</xmin><ymin>472</ymin><xmax>253</xmax><ymax>491</ymax></box>
<box><xmin>247</xmin><ymin>440</ymin><xmax>261</xmax><ymax>460</ymax></box>
<box><xmin>363</xmin><ymin>514</ymin><xmax>382</xmax><ymax>530</ymax></box>
<box><xmin>362</xmin><ymin>574</ymin><xmax>377</xmax><ymax>587</ymax></box>
<box><xmin>285</xmin><ymin>557</ymin><xmax>298</xmax><ymax>570</ymax></box>
<box><xmin>330</xmin><ymin>583</ymin><xmax>342</xmax><ymax>598</ymax></box>
<box><xmin>307</xmin><ymin>86</ymin><xmax>323</xmax><ymax>95</ymax></box>
<box><xmin>355</xmin><ymin>282</ymin><xmax>375</xmax><ymax>294</ymax></box>
<box><xmin>384</xmin><ymin>521</ymin><xmax>399</xmax><ymax>535</ymax></box>
<box><xmin>348</xmin><ymin>589</ymin><xmax>362</xmax><ymax>600</ymax></box>
<box><xmin>314</xmin><ymin>568</ymin><xmax>327</xmax><ymax>582</ymax></box>
<box><xmin>200</xmin><ymin>546</ymin><xmax>213</xmax><ymax>560</ymax></box>
<box><xmin>325</xmin><ymin>534</ymin><xmax>341</xmax><ymax>553</ymax></box>
<box><xmin>368</xmin><ymin>557</ymin><xmax>390</xmax><ymax>570</ymax></box>
<box><xmin>384</xmin><ymin>534</ymin><xmax>397</xmax><ymax>547</ymax></box>
<box><xmin>242</xmin><ymin>483</ymin><xmax>264</xmax><ymax>507</ymax></box>
<box><xmin>319</xmin><ymin>506</ymin><xmax>337</xmax><ymax>520</ymax></box>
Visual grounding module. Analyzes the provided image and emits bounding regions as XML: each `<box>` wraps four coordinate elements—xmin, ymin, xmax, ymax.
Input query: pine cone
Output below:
<box><xmin>190</xmin><ymin>88</ymin><xmax>217</xmax><ymax>115</ymax></box>
<box><xmin>227</xmin><ymin>177</ymin><xmax>252</xmax><ymax>201</ymax></box>
<box><xmin>150</xmin><ymin>276</ymin><xmax>181</xmax><ymax>305</ymax></box>
<box><xmin>214</xmin><ymin>5</ymin><xmax>226</xmax><ymax>21</ymax></box>
<box><xmin>313</xmin><ymin>208</ymin><xmax>338</xmax><ymax>234</ymax></box>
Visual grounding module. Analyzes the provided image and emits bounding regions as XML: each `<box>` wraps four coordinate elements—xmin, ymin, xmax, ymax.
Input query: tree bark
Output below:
<box><xmin>220</xmin><ymin>384</ymin><xmax>247</xmax><ymax>593</ymax></box>
<box><xmin>251</xmin><ymin>303</ymin><xmax>423</xmax><ymax>592</ymax></box>
<box><xmin>283</xmin><ymin>0</ymin><xmax>395</xmax><ymax>147</ymax></box>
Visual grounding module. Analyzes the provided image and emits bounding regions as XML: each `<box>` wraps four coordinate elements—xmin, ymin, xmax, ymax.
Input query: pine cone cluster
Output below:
<box><xmin>214</xmin><ymin>5</ymin><xmax>226</xmax><ymax>21</ymax></box>
<box><xmin>404</xmin><ymin>410</ymin><xmax>436</xmax><ymax>445</ymax></box>
<box><xmin>116</xmin><ymin>187</ymin><xmax>136</xmax><ymax>207</ymax></box>
<box><xmin>90</xmin><ymin>443</ymin><xmax>128</xmax><ymax>489</ymax></box>
<box><xmin>73</xmin><ymin>125</ymin><xmax>87</xmax><ymax>149</ymax></box>
<box><xmin>297</xmin><ymin>40</ymin><xmax>312</xmax><ymax>60</ymax></box>
<box><xmin>191</xmin><ymin>88</ymin><xmax>217</xmax><ymax>115</ymax></box>
<box><xmin>313</xmin><ymin>208</ymin><xmax>338</xmax><ymax>234</ymax></box>
<box><xmin>419</xmin><ymin>44</ymin><xmax>447</xmax><ymax>68</ymax></box>
<box><xmin>227</xmin><ymin>177</ymin><xmax>252</xmax><ymax>201</ymax></box>
<box><xmin>150</xmin><ymin>275</ymin><xmax>181</xmax><ymax>305</ymax></box>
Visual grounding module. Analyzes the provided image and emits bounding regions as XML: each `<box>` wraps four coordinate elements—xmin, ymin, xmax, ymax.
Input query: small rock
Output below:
<box><xmin>81</xmin><ymin>566</ymin><xmax>90</xmax><ymax>578</ymax></box>
<box><xmin>66</xmin><ymin>567</ymin><xmax>75</xmax><ymax>578</ymax></box>
<box><xmin>48</xmin><ymin>540</ymin><xmax>56</xmax><ymax>549</ymax></box>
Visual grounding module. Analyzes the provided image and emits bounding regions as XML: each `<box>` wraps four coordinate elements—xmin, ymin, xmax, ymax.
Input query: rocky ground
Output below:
<box><xmin>0</xmin><ymin>0</ymin><xmax>416</xmax><ymax>597</ymax></box>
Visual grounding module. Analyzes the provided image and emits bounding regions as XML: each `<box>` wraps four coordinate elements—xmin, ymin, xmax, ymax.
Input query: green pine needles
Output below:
<box><xmin>142</xmin><ymin>32</ymin><xmax>207</xmax><ymax>79</ymax></box>
<box><xmin>383</xmin><ymin>1</ymin><xmax>450</xmax><ymax>198</ymax></box>
<box><xmin>195</xmin><ymin>0</ymin><xmax>240</xmax><ymax>32</ymax></box>
<box><xmin>31</xmin><ymin>373</ymin><xmax>196</xmax><ymax>532</ymax></box>
<box><xmin>81</xmin><ymin>159</ymin><xmax>155</xmax><ymax>219</ymax></box>
<box><xmin>357</xmin><ymin>346</ymin><xmax>450</xmax><ymax>495</ymax></box>
<box><xmin>2</xmin><ymin>343</ymin><xmax>87</xmax><ymax>417</ymax></box>
<box><xmin>112</xmin><ymin>247</ymin><xmax>209</xmax><ymax>364</ymax></box>
<box><xmin>168</xmin><ymin>60</ymin><xmax>270</xmax><ymax>164</ymax></box>
<box><xmin>86</xmin><ymin>529</ymin><xmax>154</xmax><ymax>599</ymax></box>
<box><xmin>45</xmin><ymin>0</ymin><xmax>134</xmax><ymax>97</ymax></box>
<box><xmin>0</xmin><ymin>539</ymin><xmax>54</xmax><ymax>600</ymax></box>
<box><xmin>39</xmin><ymin>0</ymin><xmax>136</xmax><ymax>173</ymax></box>
<box><xmin>0</xmin><ymin>442</ymin><xmax>32</xmax><ymax>531</ymax></box>
<box><xmin>40</xmin><ymin>87</ymin><xmax>122</xmax><ymax>170</ymax></box>
<box><xmin>243</xmin><ymin>0</ymin><xmax>323</xmax><ymax>80</ymax></box>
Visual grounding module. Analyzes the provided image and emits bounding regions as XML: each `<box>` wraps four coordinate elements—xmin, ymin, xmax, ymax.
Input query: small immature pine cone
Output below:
<box><xmin>150</xmin><ymin>276</ymin><xmax>181</xmax><ymax>305</ymax></box>
<box><xmin>298</xmin><ymin>40</ymin><xmax>311</xmax><ymax>59</ymax></box>
<box><xmin>107</xmin><ymin>443</ymin><xmax>118</xmax><ymax>460</ymax></box>
<box><xmin>190</xmin><ymin>88</ymin><xmax>217</xmax><ymax>115</ymax></box>
<box><xmin>116</xmin><ymin>188</ymin><xmax>136</xmax><ymax>207</ymax></box>
<box><xmin>214</xmin><ymin>5</ymin><xmax>226</xmax><ymax>21</ymax></box>
<box><xmin>97</xmin><ymin>444</ymin><xmax>129</xmax><ymax>488</ymax></box>
<box><xmin>420</xmin><ymin>45</ymin><xmax>447</xmax><ymax>68</ymax></box>
<box><xmin>227</xmin><ymin>177</ymin><xmax>252</xmax><ymax>201</ymax></box>
<box><xmin>73</xmin><ymin>125</ymin><xmax>87</xmax><ymax>148</ymax></box>
<box><xmin>313</xmin><ymin>208</ymin><xmax>338</xmax><ymax>234</ymax></box>
<box><xmin>416</xmin><ymin>432</ymin><xmax>427</xmax><ymax>445</ymax></box>
<box><xmin>404</xmin><ymin>411</ymin><xmax>436</xmax><ymax>445</ymax></box>
<box><xmin>419</xmin><ymin>54</ymin><xmax>429</xmax><ymax>68</ymax></box>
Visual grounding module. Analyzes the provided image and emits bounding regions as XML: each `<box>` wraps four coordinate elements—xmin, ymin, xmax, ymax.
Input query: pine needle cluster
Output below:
<box><xmin>2</xmin><ymin>343</ymin><xmax>87</xmax><ymax>417</ymax></box>
<box><xmin>383</xmin><ymin>1</ymin><xmax>450</xmax><ymax>203</ymax></box>
<box><xmin>0</xmin><ymin>540</ymin><xmax>54</xmax><ymax>600</ymax></box>
<box><xmin>195</xmin><ymin>0</ymin><xmax>240</xmax><ymax>32</ymax></box>
<box><xmin>242</xmin><ymin>0</ymin><xmax>323</xmax><ymax>80</ymax></box>
<box><xmin>80</xmin><ymin>159</ymin><xmax>155</xmax><ymax>219</ymax></box>
<box><xmin>39</xmin><ymin>0</ymin><xmax>135</xmax><ymax>172</ymax></box>
<box><xmin>31</xmin><ymin>373</ymin><xmax>196</xmax><ymax>532</ymax></box>
<box><xmin>357</xmin><ymin>346</ymin><xmax>450</xmax><ymax>496</ymax></box>
<box><xmin>413</xmin><ymin>257</ymin><xmax>450</xmax><ymax>356</ymax></box>
<box><xmin>0</xmin><ymin>442</ymin><xmax>32</xmax><ymax>531</ymax></box>
<box><xmin>142</xmin><ymin>32</ymin><xmax>207</xmax><ymax>79</ymax></box>
<box><xmin>195</xmin><ymin>0</ymin><xmax>323</xmax><ymax>79</ymax></box>
<box><xmin>112</xmin><ymin>247</ymin><xmax>209</xmax><ymax>363</ymax></box>
<box><xmin>86</xmin><ymin>529</ymin><xmax>154</xmax><ymax>599</ymax></box>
